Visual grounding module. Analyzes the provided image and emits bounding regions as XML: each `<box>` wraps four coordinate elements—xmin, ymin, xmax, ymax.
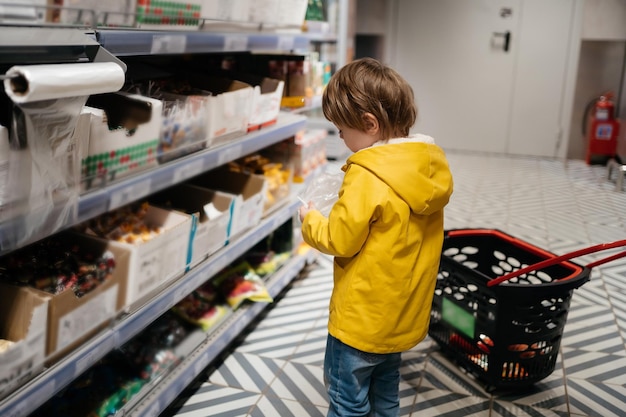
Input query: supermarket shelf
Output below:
<box><xmin>0</xmin><ymin>112</ymin><xmax>307</xmax><ymax>255</ymax></box>
<box><xmin>77</xmin><ymin>112</ymin><xmax>306</xmax><ymax>218</ymax></box>
<box><xmin>0</xmin><ymin>26</ymin><xmax>124</xmax><ymax>68</ymax></box>
<box><xmin>95</xmin><ymin>29</ymin><xmax>312</xmax><ymax>56</ymax></box>
<box><xmin>0</xmin><ymin>198</ymin><xmax>301</xmax><ymax>417</ymax></box>
<box><xmin>126</xmin><ymin>252</ymin><xmax>309</xmax><ymax>417</ymax></box>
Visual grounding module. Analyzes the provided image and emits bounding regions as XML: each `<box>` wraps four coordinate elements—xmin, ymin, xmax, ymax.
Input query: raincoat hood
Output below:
<box><xmin>347</xmin><ymin>134</ymin><xmax>453</xmax><ymax>215</ymax></box>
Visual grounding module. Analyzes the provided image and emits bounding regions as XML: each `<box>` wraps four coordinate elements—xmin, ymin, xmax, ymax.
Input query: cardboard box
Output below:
<box><xmin>0</xmin><ymin>285</ymin><xmax>48</xmax><ymax>399</ymax></box>
<box><xmin>248</xmin><ymin>0</ymin><xmax>307</xmax><ymax>26</ymax></box>
<box><xmin>266</xmin><ymin>129</ymin><xmax>327</xmax><ymax>183</ymax></box>
<box><xmin>81</xmin><ymin>93</ymin><xmax>161</xmax><ymax>191</ymax></box>
<box><xmin>261</xmin><ymin>164</ymin><xmax>292</xmax><ymax>215</ymax></box>
<box><xmin>46</xmin><ymin>0</ymin><xmax>137</xmax><ymax>27</ymax></box>
<box><xmin>201</xmin><ymin>0</ymin><xmax>251</xmax><ymax>22</ymax></box>
<box><xmin>190</xmin><ymin>168</ymin><xmax>267</xmax><ymax>238</ymax></box>
<box><xmin>186</xmin><ymin>75</ymin><xmax>254</xmax><ymax>146</ymax></box>
<box><xmin>0</xmin><ymin>0</ymin><xmax>46</xmax><ymax>24</ymax></box>
<box><xmin>150</xmin><ymin>184</ymin><xmax>233</xmax><ymax>269</ymax></box>
<box><xmin>0</xmin><ymin>233</ymin><xmax>130</xmax><ymax>362</ymax></box>
<box><xmin>235</xmin><ymin>75</ymin><xmax>284</xmax><ymax>132</ymax></box>
<box><xmin>82</xmin><ymin>205</ymin><xmax>192</xmax><ymax>309</ymax></box>
<box><xmin>45</xmin><ymin>239</ymin><xmax>129</xmax><ymax>360</ymax></box>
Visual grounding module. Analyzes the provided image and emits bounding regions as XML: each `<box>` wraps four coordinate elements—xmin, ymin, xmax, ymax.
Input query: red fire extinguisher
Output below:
<box><xmin>583</xmin><ymin>92</ymin><xmax>620</xmax><ymax>164</ymax></box>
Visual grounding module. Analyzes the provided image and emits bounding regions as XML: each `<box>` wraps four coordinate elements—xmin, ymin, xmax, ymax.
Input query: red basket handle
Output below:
<box><xmin>487</xmin><ymin>239</ymin><xmax>626</xmax><ymax>287</ymax></box>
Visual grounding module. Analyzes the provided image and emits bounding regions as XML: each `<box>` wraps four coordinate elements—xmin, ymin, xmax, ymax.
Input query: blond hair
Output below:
<box><xmin>322</xmin><ymin>57</ymin><xmax>417</xmax><ymax>140</ymax></box>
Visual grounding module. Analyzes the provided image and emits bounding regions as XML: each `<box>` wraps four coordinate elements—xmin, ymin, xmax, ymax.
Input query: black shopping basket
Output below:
<box><xmin>428</xmin><ymin>228</ymin><xmax>626</xmax><ymax>392</ymax></box>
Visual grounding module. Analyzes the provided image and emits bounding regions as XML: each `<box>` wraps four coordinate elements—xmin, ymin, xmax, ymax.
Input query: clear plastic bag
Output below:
<box><xmin>298</xmin><ymin>168</ymin><xmax>343</xmax><ymax>217</ymax></box>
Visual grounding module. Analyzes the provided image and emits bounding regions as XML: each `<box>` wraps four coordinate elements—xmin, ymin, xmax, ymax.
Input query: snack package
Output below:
<box><xmin>172</xmin><ymin>284</ymin><xmax>229</xmax><ymax>331</ymax></box>
<box><xmin>246</xmin><ymin>250</ymin><xmax>291</xmax><ymax>277</ymax></box>
<box><xmin>212</xmin><ymin>261</ymin><xmax>273</xmax><ymax>309</ymax></box>
<box><xmin>121</xmin><ymin>311</ymin><xmax>189</xmax><ymax>379</ymax></box>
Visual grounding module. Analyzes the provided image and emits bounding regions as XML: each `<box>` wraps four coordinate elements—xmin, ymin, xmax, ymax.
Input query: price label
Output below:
<box><xmin>74</xmin><ymin>335</ymin><xmax>114</xmax><ymax>377</ymax></box>
<box><xmin>181</xmin><ymin>369</ymin><xmax>195</xmax><ymax>388</ymax></box>
<box><xmin>145</xmin><ymin>401</ymin><xmax>161</xmax><ymax>417</ymax></box>
<box><xmin>174</xmin><ymin>280</ymin><xmax>196</xmax><ymax>304</ymax></box>
<box><xmin>173</xmin><ymin>159</ymin><xmax>205</xmax><ymax>184</ymax></box>
<box><xmin>151</xmin><ymin>35</ymin><xmax>187</xmax><ymax>54</ymax></box>
<box><xmin>5</xmin><ymin>401</ymin><xmax>27</xmax><ymax>417</ymax></box>
<box><xmin>224</xmin><ymin>35</ymin><xmax>248</xmax><ymax>51</ymax></box>
<box><xmin>277</xmin><ymin>36</ymin><xmax>295</xmax><ymax>51</ymax></box>
<box><xmin>217</xmin><ymin>144</ymin><xmax>243</xmax><ymax>166</ymax></box>
<box><xmin>194</xmin><ymin>352</ymin><xmax>209</xmax><ymax>375</ymax></box>
<box><xmin>109</xmin><ymin>179</ymin><xmax>152</xmax><ymax>210</ymax></box>
<box><xmin>32</xmin><ymin>380</ymin><xmax>56</xmax><ymax>403</ymax></box>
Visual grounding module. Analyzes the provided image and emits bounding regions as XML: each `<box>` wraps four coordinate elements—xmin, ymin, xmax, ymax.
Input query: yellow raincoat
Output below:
<box><xmin>301</xmin><ymin>134</ymin><xmax>453</xmax><ymax>353</ymax></box>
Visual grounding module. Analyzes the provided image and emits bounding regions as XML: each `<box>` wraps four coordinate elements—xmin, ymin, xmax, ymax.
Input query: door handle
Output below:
<box><xmin>492</xmin><ymin>31</ymin><xmax>511</xmax><ymax>52</ymax></box>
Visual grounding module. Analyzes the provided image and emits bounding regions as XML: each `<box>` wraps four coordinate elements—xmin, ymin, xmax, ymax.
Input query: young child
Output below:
<box><xmin>299</xmin><ymin>57</ymin><xmax>454</xmax><ymax>417</ymax></box>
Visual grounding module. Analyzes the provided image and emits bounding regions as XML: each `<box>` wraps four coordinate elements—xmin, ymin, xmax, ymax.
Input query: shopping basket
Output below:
<box><xmin>428</xmin><ymin>228</ymin><xmax>626</xmax><ymax>392</ymax></box>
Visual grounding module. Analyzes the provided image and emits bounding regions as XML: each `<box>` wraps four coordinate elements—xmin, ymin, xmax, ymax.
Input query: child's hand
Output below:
<box><xmin>298</xmin><ymin>201</ymin><xmax>316</xmax><ymax>222</ymax></box>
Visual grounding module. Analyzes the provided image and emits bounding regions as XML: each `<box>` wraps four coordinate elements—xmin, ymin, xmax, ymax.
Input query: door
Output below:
<box><xmin>391</xmin><ymin>0</ymin><xmax>574</xmax><ymax>157</ymax></box>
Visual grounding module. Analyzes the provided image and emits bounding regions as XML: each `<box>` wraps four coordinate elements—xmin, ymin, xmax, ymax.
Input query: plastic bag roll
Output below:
<box><xmin>3</xmin><ymin>62</ymin><xmax>125</xmax><ymax>103</ymax></box>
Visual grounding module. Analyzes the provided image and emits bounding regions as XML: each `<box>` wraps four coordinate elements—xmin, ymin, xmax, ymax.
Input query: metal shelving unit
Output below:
<box><xmin>0</xmin><ymin>15</ymin><xmax>317</xmax><ymax>416</ymax></box>
<box><xmin>0</xmin><ymin>197</ymin><xmax>306</xmax><ymax>417</ymax></box>
<box><xmin>95</xmin><ymin>29</ymin><xmax>312</xmax><ymax>56</ymax></box>
<box><xmin>0</xmin><ymin>113</ymin><xmax>306</xmax><ymax>254</ymax></box>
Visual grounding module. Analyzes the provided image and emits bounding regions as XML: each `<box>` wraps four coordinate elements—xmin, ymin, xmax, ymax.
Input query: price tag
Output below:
<box><xmin>173</xmin><ymin>159</ymin><xmax>205</xmax><ymax>184</ymax></box>
<box><xmin>151</xmin><ymin>35</ymin><xmax>187</xmax><ymax>54</ymax></box>
<box><xmin>277</xmin><ymin>36</ymin><xmax>295</xmax><ymax>51</ymax></box>
<box><xmin>272</xmin><ymin>213</ymin><xmax>285</xmax><ymax>231</ymax></box>
<box><xmin>5</xmin><ymin>401</ymin><xmax>27</xmax><ymax>417</ymax></box>
<box><xmin>74</xmin><ymin>335</ymin><xmax>115</xmax><ymax>377</ymax></box>
<box><xmin>224</xmin><ymin>35</ymin><xmax>248</xmax><ymax>51</ymax></box>
<box><xmin>181</xmin><ymin>369</ymin><xmax>195</xmax><ymax>388</ymax></box>
<box><xmin>194</xmin><ymin>352</ymin><xmax>209</xmax><ymax>375</ymax></box>
<box><xmin>217</xmin><ymin>144</ymin><xmax>243</xmax><ymax>166</ymax></box>
<box><xmin>109</xmin><ymin>179</ymin><xmax>152</xmax><ymax>210</ymax></box>
<box><xmin>145</xmin><ymin>401</ymin><xmax>161</xmax><ymax>417</ymax></box>
<box><xmin>174</xmin><ymin>280</ymin><xmax>196</xmax><ymax>304</ymax></box>
<box><xmin>32</xmin><ymin>380</ymin><xmax>56</xmax><ymax>403</ymax></box>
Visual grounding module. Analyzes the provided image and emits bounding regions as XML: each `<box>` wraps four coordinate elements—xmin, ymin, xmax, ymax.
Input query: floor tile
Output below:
<box><xmin>208</xmin><ymin>351</ymin><xmax>285</xmax><ymax>393</ymax></box>
<box><xmin>409</xmin><ymin>387</ymin><xmax>491</xmax><ymax>416</ymax></box>
<box><xmin>289</xmin><ymin>331</ymin><xmax>327</xmax><ymax>367</ymax></box>
<box><xmin>491</xmin><ymin>400</ymin><xmax>569</xmax><ymax>417</ymax></box>
<box><xmin>248</xmin><ymin>395</ymin><xmax>327</xmax><ymax>417</ymax></box>
<box><xmin>167</xmin><ymin>384</ymin><xmax>260</xmax><ymax>417</ymax></box>
<box><xmin>565</xmin><ymin>377</ymin><xmax>626</xmax><ymax>417</ymax></box>
<box><xmin>234</xmin><ymin>324</ymin><xmax>310</xmax><ymax>360</ymax></box>
<box><xmin>560</xmin><ymin>348</ymin><xmax>626</xmax><ymax>384</ymax></box>
<box><xmin>265</xmin><ymin>361</ymin><xmax>327</xmax><ymax>406</ymax></box>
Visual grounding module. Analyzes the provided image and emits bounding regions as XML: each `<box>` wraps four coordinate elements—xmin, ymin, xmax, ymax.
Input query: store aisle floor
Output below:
<box><xmin>162</xmin><ymin>152</ymin><xmax>626</xmax><ymax>417</ymax></box>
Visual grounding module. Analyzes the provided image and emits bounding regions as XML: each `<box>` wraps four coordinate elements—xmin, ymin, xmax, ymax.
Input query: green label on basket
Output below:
<box><xmin>442</xmin><ymin>298</ymin><xmax>475</xmax><ymax>339</ymax></box>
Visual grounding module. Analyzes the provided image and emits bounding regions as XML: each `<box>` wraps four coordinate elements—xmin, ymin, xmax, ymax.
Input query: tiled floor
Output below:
<box><xmin>162</xmin><ymin>152</ymin><xmax>626</xmax><ymax>417</ymax></box>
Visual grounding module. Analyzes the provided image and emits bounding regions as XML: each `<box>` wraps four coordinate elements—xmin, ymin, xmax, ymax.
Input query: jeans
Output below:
<box><xmin>324</xmin><ymin>334</ymin><xmax>401</xmax><ymax>417</ymax></box>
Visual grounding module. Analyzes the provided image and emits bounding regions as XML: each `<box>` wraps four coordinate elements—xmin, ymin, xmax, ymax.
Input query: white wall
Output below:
<box><xmin>582</xmin><ymin>0</ymin><xmax>626</xmax><ymax>40</ymax></box>
<box><xmin>382</xmin><ymin>0</ymin><xmax>626</xmax><ymax>159</ymax></box>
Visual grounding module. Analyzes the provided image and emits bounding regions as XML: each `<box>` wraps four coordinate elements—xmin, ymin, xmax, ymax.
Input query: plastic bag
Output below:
<box><xmin>298</xmin><ymin>168</ymin><xmax>343</xmax><ymax>217</ymax></box>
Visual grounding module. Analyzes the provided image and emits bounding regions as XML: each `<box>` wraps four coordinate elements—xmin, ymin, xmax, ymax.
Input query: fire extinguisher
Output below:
<box><xmin>583</xmin><ymin>92</ymin><xmax>620</xmax><ymax>164</ymax></box>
